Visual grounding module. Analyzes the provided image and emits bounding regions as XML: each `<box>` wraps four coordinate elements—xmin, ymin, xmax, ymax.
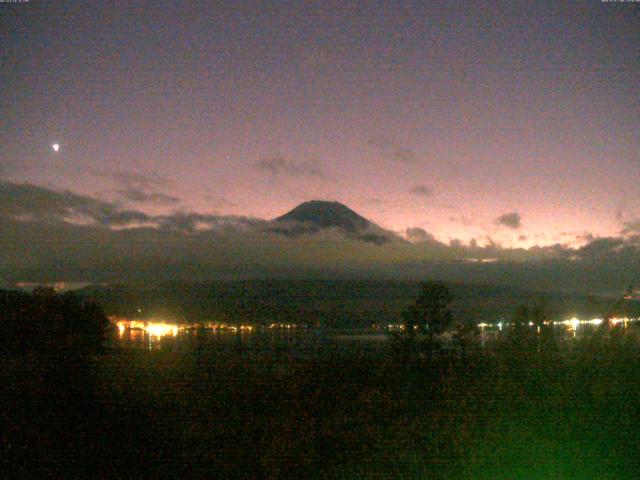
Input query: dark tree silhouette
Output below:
<box><xmin>0</xmin><ymin>287</ymin><xmax>111</xmax><ymax>353</ymax></box>
<box><xmin>508</xmin><ymin>304</ymin><xmax>535</xmax><ymax>351</ymax></box>
<box><xmin>512</xmin><ymin>304</ymin><xmax>530</xmax><ymax>329</ymax></box>
<box><xmin>589</xmin><ymin>286</ymin><xmax>635</xmax><ymax>327</ymax></box>
<box><xmin>401</xmin><ymin>281</ymin><xmax>453</xmax><ymax>336</ymax></box>
<box><xmin>508</xmin><ymin>298</ymin><xmax>557</xmax><ymax>353</ymax></box>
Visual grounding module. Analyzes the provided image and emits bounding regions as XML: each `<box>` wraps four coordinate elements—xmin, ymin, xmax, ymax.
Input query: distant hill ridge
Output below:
<box><xmin>78</xmin><ymin>280</ymin><xmax>640</xmax><ymax>327</ymax></box>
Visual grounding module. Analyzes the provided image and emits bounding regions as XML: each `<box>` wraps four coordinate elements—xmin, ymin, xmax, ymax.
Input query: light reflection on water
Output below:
<box><xmin>111</xmin><ymin>317</ymin><xmax>640</xmax><ymax>351</ymax></box>
<box><xmin>112</xmin><ymin>319</ymin><xmax>317</xmax><ymax>351</ymax></box>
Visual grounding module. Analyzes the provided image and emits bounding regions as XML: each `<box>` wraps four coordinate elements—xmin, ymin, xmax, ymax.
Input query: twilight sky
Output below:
<box><xmin>1</xmin><ymin>0</ymin><xmax>639</xmax><ymax>250</ymax></box>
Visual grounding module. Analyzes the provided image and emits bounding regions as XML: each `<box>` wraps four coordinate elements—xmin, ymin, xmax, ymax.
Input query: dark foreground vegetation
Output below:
<box><xmin>0</xmin><ymin>287</ymin><xmax>110</xmax><ymax>353</ymax></box>
<box><xmin>1</xmin><ymin>287</ymin><xmax>640</xmax><ymax>478</ymax></box>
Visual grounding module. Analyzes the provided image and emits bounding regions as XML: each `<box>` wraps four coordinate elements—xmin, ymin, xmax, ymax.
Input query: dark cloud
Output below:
<box><xmin>368</xmin><ymin>136</ymin><xmax>417</xmax><ymax>163</ymax></box>
<box><xmin>269</xmin><ymin>223</ymin><xmax>392</xmax><ymax>246</ymax></box>
<box><xmin>156</xmin><ymin>212</ymin><xmax>265</xmax><ymax>233</ymax></box>
<box><xmin>2</xmin><ymin>182</ymin><xmax>639</xmax><ymax>292</ymax></box>
<box><xmin>622</xmin><ymin>218</ymin><xmax>640</xmax><ymax>236</ymax></box>
<box><xmin>450</xmin><ymin>215</ymin><xmax>473</xmax><ymax>226</ymax></box>
<box><xmin>495</xmin><ymin>212</ymin><xmax>522</xmax><ymax>229</ymax></box>
<box><xmin>89</xmin><ymin>208</ymin><xmax>151</xmax><ymax>227</ymax></box>
<box><xmin>255</xmin><ymin>157</ymin><xmax>327</xmax><ymax>178</ymax></box>
<box><xmin>577</xmin><ymin>232</ymin><xmax>595</xmax><ymax>243</ymax></box>
<box><xmin>406</xmin><ymin>227</ymin><xmax>437</xmax><ymax>243</ymax></box>
<box><xmin>116</xmin><ymin>189</ymin><xmax>181</xmax><ymax>205</ymax></box>
<box><xmin>0</xmin><ymin>182</ymin><xmax>111</xmax><ymax>220</ymax></box>
<box><xmin>105</xmin><ymin>171</ymin><xmax>174</xmax><ymax>190</ymax></box>
<box><xmin>0</xmin><ymin>183</ymin><xmax>160</xmax><ymax>230</ymax></box>
<box><xmin>573</xmin><ymin>235</ymin><xmax>640</xmax><ymax>264</ymax></box>
<box><xmin>0</xmin><ymin>182</ymin><xmax>257</xmax><ymax>231</ymax></box>
<box><xmin>409</xmin><ymin>184</ymin><xmax>433</xmax><ymax>197</ymax></box>
<box><xmin>93</xmin><ymin>171</ymin><xmax>180</xmax><ymax>206</ymax></box>
<box><xmin>203</xmin><ymin>192</ymin><xmax>239</xmax><ymax>209</ymax></box>
<box><xmin>361</xmin><ymin>197</ymin><xmax>387</xmax><ymax>206</ymax></box>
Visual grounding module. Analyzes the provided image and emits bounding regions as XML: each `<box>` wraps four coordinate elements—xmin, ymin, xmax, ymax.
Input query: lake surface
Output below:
<box><xmin>111</xmin><ymin>316</ymin><xmax>640</xmax><ymax>353</ymax></box>
<box><xmin>112</xmin><ymin>325</ymin><xmax>396</xmax><ymax>357</ymax></box>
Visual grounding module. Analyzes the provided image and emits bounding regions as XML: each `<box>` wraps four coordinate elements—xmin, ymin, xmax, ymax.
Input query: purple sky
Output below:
<box><xmin>2</xmin><ymin>0</ymin><xmax>639</xmax><ymax>249</ymax></box>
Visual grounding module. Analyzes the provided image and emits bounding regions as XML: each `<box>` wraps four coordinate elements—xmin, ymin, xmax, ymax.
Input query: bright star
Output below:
<box><xmin>52</xmin><ymin>143</ymin><xmax>60</xmax><ymax>152</ymax></box>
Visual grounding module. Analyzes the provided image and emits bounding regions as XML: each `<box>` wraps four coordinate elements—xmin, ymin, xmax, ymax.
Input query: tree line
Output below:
<box><xmin>0</xmin><ymin>287</ymin><xmax>111</xmax><ymax>353</ymax></box>
<box><xmin>397</xmin><ymin>280</ymin><xmax>639</xmax><ymax>356</ymax></box>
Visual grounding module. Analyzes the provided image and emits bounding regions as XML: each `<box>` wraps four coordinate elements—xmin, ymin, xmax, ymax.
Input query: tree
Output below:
<box><xmin>401</xmin><ymin>281</ymin><xmax>453</xmax><ymax>336</ymax></box>
<box><xmin>0</xmin><ymin>287</ymin><xmax>111</xmax><ymax>353</ymax></box>
<box><xmin>509</xmin><ymin>304</ymin><xmax>534</xmax><ymax>350</ymax></box>
<box><xmin>508</xmin><ymin>298</ymin><xmax>556</xmax><ymax>353</ymax></box>
<box><xmin>589</xmin><ymin>286</ymin><xmax>635</xmax><ymax>327</ymax></box>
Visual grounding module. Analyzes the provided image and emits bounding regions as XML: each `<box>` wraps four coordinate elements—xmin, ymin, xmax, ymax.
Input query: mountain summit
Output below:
<box><xmin>271</xmin><ymin>200</ymin><xmax>397</xmax><ymax>245</ymax></box>
<box><xmin>276</xmin><ymin>201</ymin><xmax>371</xmax><ymax>232</ymax></box>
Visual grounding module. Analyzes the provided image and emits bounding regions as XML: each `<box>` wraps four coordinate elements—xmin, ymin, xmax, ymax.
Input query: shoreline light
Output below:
<box><xmin>112</xmin><ymin>317</ymin><xmax>259</xmax><ymax>340</ymax></box>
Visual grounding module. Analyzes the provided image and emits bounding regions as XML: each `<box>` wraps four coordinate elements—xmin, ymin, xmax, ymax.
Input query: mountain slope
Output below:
<box><xmin>271</xmin><ymin>200</ymin><xmax>400</xmax><ymax>245</ymax></box>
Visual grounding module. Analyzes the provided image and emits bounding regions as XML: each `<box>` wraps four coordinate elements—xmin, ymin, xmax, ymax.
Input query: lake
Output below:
<box><xmin>110</xmin><ymin>316</ymin><xmax>640</xmax><ymax>353</ymax></box>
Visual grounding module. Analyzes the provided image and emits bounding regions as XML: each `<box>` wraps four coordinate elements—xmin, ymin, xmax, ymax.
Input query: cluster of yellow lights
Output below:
<box><xmin>114</xmin><ymin>318</ymin><xmax>257</xmax><ymax>339</ymax></box>
<box><xmin>557</xmin><ymin>317</ymin><xmax>634</xmax><ymax>329</ymax></box>
<box><xmin>201</xmin><ymin>323</ymin><xmax>254</xmax><ymax>332</ymax></box>
<box><xmin>386</xmin><ymin>324</ymin><xmax>405</xmax><ymax>331</ymax></box>
<box><xmin>222</xmin><ymin>325</ymin><xmax>254</xmax><ymax>332</ymax></box>
<box><xmin>112</xmin><ymin>316</ymin><xmax>637</xmax><ymax>340</ymax></box>
<box><xmin>268</xmin><ymin>323</ymin><xmax>298</xmax><ymax>329</ymax></box>
<box><xmin>385</xmin><ymin>317</ymin><xmax>638</xmax><ymax>332</ymax></box>
<box><xmin>116</xmin><ymin>320</ymin><xmax>178</xmax><ymax>338</ymax></box>
<box><xmin>610</xmin><ymin>317</ymin><xmax>632</xmax><ymax>325</ymax></box>
<box><xmin>559</xmin><ymin>317</ymin><xmax>602</xmax><ymax>329</ymax></box>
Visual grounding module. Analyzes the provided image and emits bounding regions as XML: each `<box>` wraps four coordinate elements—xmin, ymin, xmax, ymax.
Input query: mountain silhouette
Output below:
<box><xmin>271</xmin><ymin>200</ymin><xmax>399</xmax><ymax>245</ymax></box>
